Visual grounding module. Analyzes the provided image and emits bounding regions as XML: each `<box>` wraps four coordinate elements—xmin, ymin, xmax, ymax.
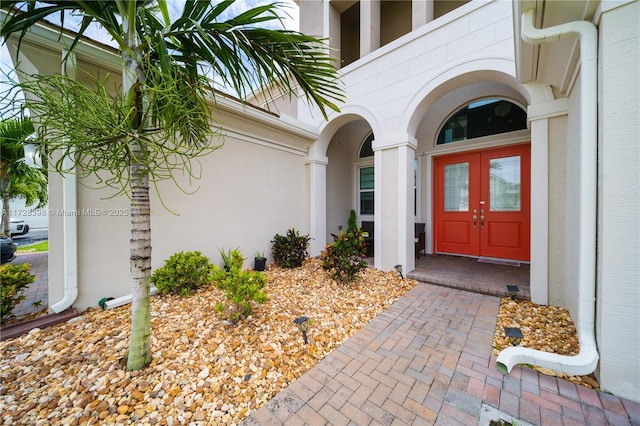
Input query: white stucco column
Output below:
<box><xmin>306</xmin><ymin>156</ymin><xmax>328</xmax><ymax>257</ymax></box>
<box><xmin>412</xmin><ymin>0</ymin><xmax>435</xmax><ymax>30</ymax></box>
<box><xmin>360</xmin><ymin>0</ymin><xmax>380</xmax><ymax>57</ymax></box>
<box><xmin>528</xmin><ymin>98</ymin><xmax>568</xmax><ymax>305</ymax></box>
<box><xmin>372</xmin><ymin>135</ymin><xmax>417</xmax><ymax>273</ymax></box>
<box><xmin>299</xmin><ymin>0</ymin><xmax>330</xmax><ymax>38</ymax></box>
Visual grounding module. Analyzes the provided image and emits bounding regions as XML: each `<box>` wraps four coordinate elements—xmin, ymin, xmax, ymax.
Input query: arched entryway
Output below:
<box><xmin>403</xmin><ymin>69</ymin><xmax>534</xmax><ymax>297</ymax></box>
<box><xmin>325</xmin><ymin>120</ymin><xmax>375</xmax><ymax>240</ymax></box>
<box><xmin>306</xmin><ymin>108</ymin><xmax>380</xmax><ymax>258</ymax></box>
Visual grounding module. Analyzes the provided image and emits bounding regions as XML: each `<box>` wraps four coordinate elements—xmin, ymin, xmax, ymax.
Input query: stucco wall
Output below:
<box><xmin>378</xmin><ymin>147</ymin><xmax>399</xmax><ymax>269</ymax></box>
<box><xmin>552</xmin><ymin>75</ymin><xmax>583</xmax><ymax>318</ymax></box>
<box><xmin>546</xmin><ymin>115</ymin><xmax>569</xmax><ymax>307</ymax></box>
<box><xmin>58</xmin><ymin>122</ymin><xmax>312</xmax><ymax>312</ymax></box>
<box><xmin>596</xmin><ymin>0</ymin><xmax>640</xmax><ymax>402</ymax></box>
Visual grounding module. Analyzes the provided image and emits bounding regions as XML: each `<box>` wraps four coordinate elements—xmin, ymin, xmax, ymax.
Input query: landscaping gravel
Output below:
<box><xmin>0</xmin><ymin>258</ymin><xmax>591</xmax><ymax>425</ymax></box>
<box><xmin>0</xmin><ymin>259</ymin><xmax>415</xmax><ymax>425</ymax></box>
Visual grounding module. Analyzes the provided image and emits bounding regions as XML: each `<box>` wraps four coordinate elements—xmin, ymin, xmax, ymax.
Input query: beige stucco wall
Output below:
<box><xmin>596</xmin><ymin>0</ymin><xmax>640</xmax><ymax>402</ymax></box>
<box><xmin>7</xmin><ymin>24</ymin><xmax>318</xmax><ymax>313</ymax></box>
<box><xmin>50</xmin><ymin>119</ymin><xmax>313</xmax><ymax>312</ymax></box>
<box><xmin>378</xmin><ymin>147</ymin><xmax>399</xmax><ymax>268</ymax></box>
<box><xmin>546</xmin><ymin>115</ymin><xmax>569</xmax><ymax>307</ymax></box>
<box><xmin>542</xmin><ymin>74</ymin><xmax>583</xmax><ymax>320</ymax></box>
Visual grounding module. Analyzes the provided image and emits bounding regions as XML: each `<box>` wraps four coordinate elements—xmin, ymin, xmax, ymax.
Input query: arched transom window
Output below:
<box><xmin>437</xmin><ymin>99</ymin><xmax>526</xmax><ymax>145</ymax></box>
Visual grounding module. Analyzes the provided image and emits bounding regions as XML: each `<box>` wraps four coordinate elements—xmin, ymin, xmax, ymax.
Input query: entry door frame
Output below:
<box><xmin>432</xmin><ymin>142</ymin><xmax>531</xmax><ymax>261</ymax></box>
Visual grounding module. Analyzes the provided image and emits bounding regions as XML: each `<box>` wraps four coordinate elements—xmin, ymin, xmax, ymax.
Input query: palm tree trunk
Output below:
<box><xmin>1</xmin><ymin>192</ymin><xmax>10</xmax><ymax>237</ymax></box>
<box><xmin>126</xmin><ymin>147</ymin><xmax>152</xmax><ymax>371</ymax></box>
<box><xmin>122</xmin><ymin>10</ymin><xmax>152</xmax><ymax>371</ymax></box>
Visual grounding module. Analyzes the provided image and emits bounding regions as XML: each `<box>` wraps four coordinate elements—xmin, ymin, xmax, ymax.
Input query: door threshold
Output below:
<box><xmin>477</xmin><ymin>257</ymin><xmax>521</xmax><ymax>267</ymax></box>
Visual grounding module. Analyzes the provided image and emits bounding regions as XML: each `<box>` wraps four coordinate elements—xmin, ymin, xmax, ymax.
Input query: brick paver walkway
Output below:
<box><xmin>243</xmin><ymin>283</ymin><xmax>640</xmax><ymax>425</ymax></box>
<box><xmin>9</xmin><ymin>252</ymin><xmax>48</xmax><ymax>318</ymax></box>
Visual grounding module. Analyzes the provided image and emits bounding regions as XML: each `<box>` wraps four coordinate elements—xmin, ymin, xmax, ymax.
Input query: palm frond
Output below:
<box><xmin>162</xmin><ymin>0</ymin><xmax>343</xmax><ymax>118</ymax></box>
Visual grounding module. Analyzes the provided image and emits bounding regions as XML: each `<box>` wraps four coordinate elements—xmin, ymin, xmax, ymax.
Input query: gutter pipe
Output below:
<box><xmin>50</xmin><ymin>153</ymin><xmax>78</xmax><ymax>313</ymax></box>
<box><xmin>496</xmin><ymin>8</ymin><xmax>599</xmax><ymax>376</ymax></box>
<box><xmin>51</xmin><ymin>53</ymin><xmax>78</xmax><ymax>313</ymax></box>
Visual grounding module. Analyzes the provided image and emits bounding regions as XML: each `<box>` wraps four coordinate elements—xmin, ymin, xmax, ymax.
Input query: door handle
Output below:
<box><xmin>480</xmin><ymin>215</ymin><xmax>485</xmax><ymax>228</ymax></box>
<box><xmin>472</xmin><ymin>214</ymin><xmax>477</xmax><ymax>228</ymax></box>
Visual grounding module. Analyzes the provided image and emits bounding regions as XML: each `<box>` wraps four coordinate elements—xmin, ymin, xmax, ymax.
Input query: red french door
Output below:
<box><xmin>434</xmin><ymin>144</ymin><xmax>530</xmax><ymax>261</ymax></box>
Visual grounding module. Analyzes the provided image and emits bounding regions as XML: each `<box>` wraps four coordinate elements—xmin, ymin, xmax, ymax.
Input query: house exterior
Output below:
<box><xmin>5</xmin><ymin>0</ymin><xmax>638</xmax><ymax>403</ymax></box>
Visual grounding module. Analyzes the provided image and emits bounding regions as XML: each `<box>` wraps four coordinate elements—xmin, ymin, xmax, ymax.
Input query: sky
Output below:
<box><xmin>0</xmin><ymin>0</ymin><xmax>300</xmax><ymax>118</ymax></box>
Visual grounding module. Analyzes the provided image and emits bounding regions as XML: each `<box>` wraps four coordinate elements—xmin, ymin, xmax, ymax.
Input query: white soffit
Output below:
<box><xmin>515</xmin><ymin>0</ymin><xmax>599</xmax><ymax>97</ymax></box>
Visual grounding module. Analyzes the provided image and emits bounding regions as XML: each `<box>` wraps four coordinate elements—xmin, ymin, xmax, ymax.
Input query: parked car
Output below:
<box><xmin>1</xmin><ymin>236</ymin><xmax>17</xmax><ymax>264</ymax></box>
<box><xmin>10</xmin><ymin>218</ymin><xmax>29</xmax><ymax>236</ymax></box>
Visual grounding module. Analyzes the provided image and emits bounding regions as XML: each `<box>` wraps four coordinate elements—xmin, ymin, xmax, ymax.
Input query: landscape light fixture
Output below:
<box><xmin>503</xmin><ymin>327</ymin><xmax>523</xmax><ymax>346</ymax></box>
<box><xmin>506</xmin><ymin>285</ymin><xmax>520</xmax><ymax>300</ymax></box>
<box><xmin>293</xmin><ymin>316</ymin><xmax>309</xmax><ymax>344</ymax></box>
<box><xmin>394</xmin><ymin>264</ymin><xmax>404</xmax><ymax>279</ymax></box>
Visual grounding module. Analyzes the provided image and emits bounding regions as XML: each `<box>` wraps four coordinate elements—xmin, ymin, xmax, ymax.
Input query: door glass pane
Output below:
<box><xmin>490</xmin><ymin>156</ymin><xmax>520</xmax><ymax>211</ymax></box>
<box><xmin>444</xmin><ymin>162</ymin><xmax>469</xmax><ymax>211</ymax></box>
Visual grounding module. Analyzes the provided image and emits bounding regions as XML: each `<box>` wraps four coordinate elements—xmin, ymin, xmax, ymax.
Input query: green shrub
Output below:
<box><xmin>151</xmin><ymin>251</ymin><xmax>214</xmax><ymax>296</ymax></box>
<box><xmin>271</xmin><ymin>228</ymin><xmax>310</xmax><ymax>268</ymax></box>
<box><xmin>213</xmin><ymin>267</ymin><xmax>267</xmax><ymax>323</ymax></box>
<box><xmin>1</xmin><ymin>263</ymin><xmax>36</xmax><ymax>322</ymax></box>
<box><xmin>321</xmin><ymin>229</ymin><xmax>368</xmax><ymax>283</ymax></box>
<box><xmin>219</xmin><ymin>247</ymin><xmax>244</xmax><ymax>272</ymax></box>
<box><xmin>347</xmin><ymin>209</ymin><xmax>357</xmax><ymax>231</ymax></box>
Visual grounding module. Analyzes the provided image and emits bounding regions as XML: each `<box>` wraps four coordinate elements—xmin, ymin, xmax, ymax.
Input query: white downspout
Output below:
<box><xmin>51</xmin><ymin>51</ymin><xmax>78</xmax><ymax>313</ymax></box>
<box><xmin>496</xmin><ymin>9</ymin><xmax>599</xmax><ymax>376</ymax></box>
<box><xmin>50</xmin><ymin>153</ymin><xmax>78</xmax><ymax>313</ymax></box>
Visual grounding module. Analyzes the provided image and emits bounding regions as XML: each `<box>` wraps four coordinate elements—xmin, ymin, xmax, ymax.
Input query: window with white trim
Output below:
<box><xmin>359</xmin><ymin>166</ymin><xmax>374</xmax><ymax>215</ymax></box>
<box><xmin>358</xmin><ymin>133</ymin><xmax>374</xmax><ymax>216</ymax></box>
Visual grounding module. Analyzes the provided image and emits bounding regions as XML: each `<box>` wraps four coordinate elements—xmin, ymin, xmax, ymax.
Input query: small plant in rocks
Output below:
<box><xmin>214</xmin><ymin>268</ymin><xmax>267</xmax><ymax>323</ymax></box>
<box><xmin>219</xmin><ymin>247</ymin><xmax>244</xmax><ymax>271</ymax></box>
<box><xmin>321</xmin><ymin>229</ymin><xmax>368</xmax><ymax>283</ymax></box>
<box><xmin>150</xmin><ymin>251</ymin><xmax>214</xmax><ymax>296</ymax></box>
<box><xmin>0</xmin><ymin>262</ymin><xmax>36</xmax><ymax>322</ymax></box>
<box><xmin>271</xmin><ymin>228</ymin><xmax>310</xmax><ymax>269</ymax></box>
<box><xmin>211</xmin><ymin>249</ymin><xmax>267</xmax><ymax>322</ymax></box>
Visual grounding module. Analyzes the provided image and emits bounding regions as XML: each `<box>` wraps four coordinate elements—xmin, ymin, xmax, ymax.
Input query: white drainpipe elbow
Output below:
<box><xmin>497</xmin><ymin>330</ymin><xmax>599</xmax><ymax>376</ymax></box>
<box><xmin>497</xmin><ymin>9</ymin><xmax>599</xmax><ymax>377</ymax></box>
<box><xmin>51</xmin><ymin>152</ymin><xmax>78</xmax><ymax>313</ymax></box>
<box><xmin>104</xmin><ymin>286</ymin><xmax>159</xmax><ymax>310</ymax></box>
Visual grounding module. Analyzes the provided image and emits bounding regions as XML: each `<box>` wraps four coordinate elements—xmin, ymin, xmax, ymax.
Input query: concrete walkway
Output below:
<box><xmin>243</xmin><ymin>283</ymin><xmax>639</xmax><ymax>425</ymax></box>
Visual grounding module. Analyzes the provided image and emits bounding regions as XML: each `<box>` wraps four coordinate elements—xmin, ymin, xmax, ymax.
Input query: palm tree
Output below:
<box><xmin>0</xmin><ymin>116</ymin><xmax>47</xmax><ymax>237</ymax></box>
<box><xmin>1</xmin><ymin>0</ymin><xmax>343</xmax><ymax>370</ymax></box>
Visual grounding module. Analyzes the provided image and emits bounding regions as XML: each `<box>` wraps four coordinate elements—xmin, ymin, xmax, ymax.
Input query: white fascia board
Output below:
<box><xmin>212</xmin><ymin>94</ymin><xmax>320</xmax><ymax>142</ymax></box>
<box><xmin>1</xmin><ymin>11</ymin><xmax>121</xmax><ymax>73</ymax></box>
